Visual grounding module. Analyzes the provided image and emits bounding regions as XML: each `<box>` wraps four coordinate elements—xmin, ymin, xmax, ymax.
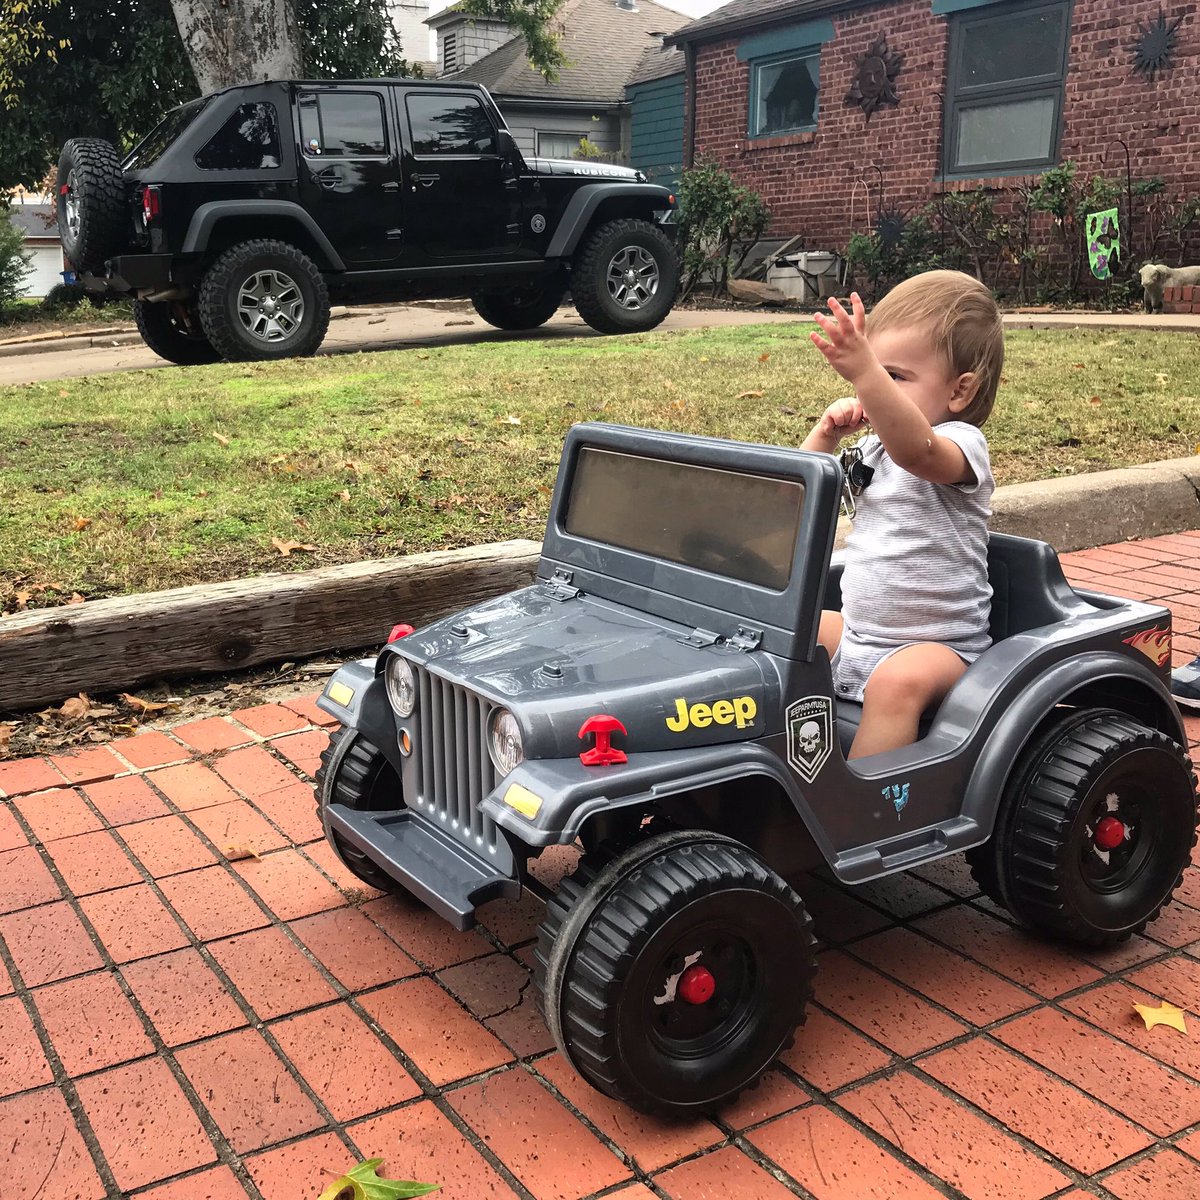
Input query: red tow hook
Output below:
<box><xmin>578</xmin><ymin>714</ymin><xmax>627</xmax><ymax>765</ymax></box>
<box><xmin>1094</xmin><ymin>815</ymin><xmax>1126</xmax><ymax>850</ymax></box>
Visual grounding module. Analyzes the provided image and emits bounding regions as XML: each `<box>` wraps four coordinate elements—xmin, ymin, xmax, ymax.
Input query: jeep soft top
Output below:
<box><xmin>57</xmin><ymin>80</ymin><xmax>678</xmax><ymax>363</ymax></box>
<box><xmin>313</xmin><ymin>423</ymin><xmax>1198</xmax><ymax>1114</ymax></box>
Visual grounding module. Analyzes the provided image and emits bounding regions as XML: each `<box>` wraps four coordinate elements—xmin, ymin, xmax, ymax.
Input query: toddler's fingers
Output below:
<box><xmin>850</xmin><ymin>292</ymin><xmax>867</xmax><ymax>331</ymax></box>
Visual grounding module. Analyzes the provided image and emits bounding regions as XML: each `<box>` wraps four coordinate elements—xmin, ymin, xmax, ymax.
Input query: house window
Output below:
<box><xmin>749</xmin><ymin>49</ymin><xmax>820</xmax><ymax>138</ymax></box>
<box><xmin>537</xmin><ymin>131</ymin><xmax>589</xmax><ymax>158</ymax></box>
<box><xmin>943</xmin><ymin>0</ymin><xmax>1071</xmax><ymax>177</ymax></box>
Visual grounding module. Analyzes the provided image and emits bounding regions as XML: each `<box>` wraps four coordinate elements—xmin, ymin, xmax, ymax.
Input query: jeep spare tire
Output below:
<box><xmin>198</xmin><ymin>239</ymin><xmax>330</xmax><ymax>362</ymax></box>
<box><xmin>572</xmin><ymin>217</ymin><xmax>678</xmax><ymax>335</ymax></box>
<box><xmin>57</xmin><ymin>139</ymin><xmax>127</xmax><ymax>273</ymax></box>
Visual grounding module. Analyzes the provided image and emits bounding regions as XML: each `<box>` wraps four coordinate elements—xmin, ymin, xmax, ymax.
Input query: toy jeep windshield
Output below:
<box><xmin>316</xmin><ymin>423</ymin><xmax>1199</xmax><ymax>1115</ymax></box>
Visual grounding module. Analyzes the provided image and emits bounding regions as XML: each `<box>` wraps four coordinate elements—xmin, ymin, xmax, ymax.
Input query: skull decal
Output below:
<box><xmin>797</xmin><ymin>721</ymin><xmax>822</xmax><ymax>756</ymax></box>
<box><xmin>786</xmin><ymin>696</ymin><xmax>833</xmax><ymax>782</ymax></box>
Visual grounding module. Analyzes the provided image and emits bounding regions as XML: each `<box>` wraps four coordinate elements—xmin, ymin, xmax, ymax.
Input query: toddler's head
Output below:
<box><xmin>867</xmin><ymin>270</ymin><xmax>1004</xmax><ymax>426</ymax></box>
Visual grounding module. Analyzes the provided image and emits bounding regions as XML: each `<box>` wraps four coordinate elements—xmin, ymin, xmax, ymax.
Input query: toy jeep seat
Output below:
<box><xmin>831</xmin><ymin>533</ymin><xmax>1093</xmax><ymax>751</ymax></box>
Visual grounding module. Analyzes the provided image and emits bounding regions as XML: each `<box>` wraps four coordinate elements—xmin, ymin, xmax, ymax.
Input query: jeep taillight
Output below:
<box><xmin>142</xmin><ymin>185</ymin><xmax>161</xmax><ymax>226</ymax></box>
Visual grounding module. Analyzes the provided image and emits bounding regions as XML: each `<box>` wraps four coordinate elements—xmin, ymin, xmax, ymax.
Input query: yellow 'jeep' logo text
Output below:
<box><xmin>666</xmin><ymin>696</ymin><xmax>756</xmax><ymax>732</ymax></box>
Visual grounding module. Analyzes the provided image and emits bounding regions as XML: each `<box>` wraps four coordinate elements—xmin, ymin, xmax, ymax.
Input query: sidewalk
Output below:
<box><xmin>2</xmin><ymin>535</ymin><xmax>1199</xmax><ymax>1200</ymax></box>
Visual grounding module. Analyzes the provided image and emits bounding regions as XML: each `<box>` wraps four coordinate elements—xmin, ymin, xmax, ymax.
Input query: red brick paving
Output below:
<box><xmin>2</xmin><ymin>531</ymin><xmax>1200</xmax><ymax>1198</ymax></box>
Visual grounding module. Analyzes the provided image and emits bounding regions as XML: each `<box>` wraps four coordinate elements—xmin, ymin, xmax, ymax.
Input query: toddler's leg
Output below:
<box><xmin>817</xmin><ymin>610</ymin><xmax>843</xmax><ymax>658</ymax></box>
<box><xmin>849</xmin><ymin>643</ymin><xmax>967</xmax><ymax>760</ymax></box>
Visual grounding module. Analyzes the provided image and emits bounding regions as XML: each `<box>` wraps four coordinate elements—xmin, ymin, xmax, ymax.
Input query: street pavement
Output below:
<box><xmin>2</xmin><ymin>533</ymin><xmax>1200</xmax><ymax>1199</ymax></box>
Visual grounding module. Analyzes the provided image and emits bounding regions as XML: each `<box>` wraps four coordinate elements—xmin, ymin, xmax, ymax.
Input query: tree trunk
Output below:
<box><xmin>170</xmin><ymin>0</ymin><xmax>302</xmax><ymax>93</ymax></box>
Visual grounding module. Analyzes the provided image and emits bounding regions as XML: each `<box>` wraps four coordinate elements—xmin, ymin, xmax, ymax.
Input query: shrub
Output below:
<box><xmin>676</xmin><ymin>156</ymin><xmax>770</xmax><ymax>300</ymax></box>
<box><xmin>40</xmin><ymin>281</ymin><xmax>88</xmax><ymax>314</ymax></box>
<box><xmin>0</xmin><ymin>208</ymin><xmax>32</xmax><ymax>310</ymax></box>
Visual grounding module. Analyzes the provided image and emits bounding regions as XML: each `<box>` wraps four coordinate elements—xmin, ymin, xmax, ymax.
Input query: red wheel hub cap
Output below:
<box><xmin>677</xmin><ymin>963</ymin><xmax>716</xmax><ymax>1005</ymax></box>
<box><xmin>1094</xmin><ymin>815</ymin><xmax>1126</xmax><ymax>850</ymax></box>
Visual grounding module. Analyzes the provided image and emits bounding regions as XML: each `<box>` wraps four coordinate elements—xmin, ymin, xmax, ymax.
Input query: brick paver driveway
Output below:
<box><xmin>3</xmin><ymin>534</ymin><xmax>1200</xmax><ymax>1200</ymax></box>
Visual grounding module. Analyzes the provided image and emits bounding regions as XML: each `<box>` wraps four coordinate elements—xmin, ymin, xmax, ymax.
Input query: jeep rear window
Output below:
<box><xmin>299</xmin><ymin>92</ymin><xmax>387</xmax><ymax>156</ymax></box>
<box><xmin>406</xmin><ymin>94</ymin><xmax>498</xmax><ymax>156</ymax></box>
<box><xmin>123</xmin><ymin>98</ymin><xmax>209</xmax><ymax>169</ymax></box>
<box><xmin>195</xmin><ymin>102</ymin><xmax>281</xmax><ymax>170</ymax></box>
<box><xmin>564</xmin><ymin>448</ymin><xmax>805</xmax><ymax>591</ymax></box>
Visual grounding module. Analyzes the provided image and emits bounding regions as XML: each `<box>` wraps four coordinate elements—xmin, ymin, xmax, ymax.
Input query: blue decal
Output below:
<box><xmin>882</xmin><ymin>782</ymin><xmax>910</xmax><ymax>818</ymax></box>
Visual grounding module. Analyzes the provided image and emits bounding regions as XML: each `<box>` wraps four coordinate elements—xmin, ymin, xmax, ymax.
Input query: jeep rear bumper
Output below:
<box><xmin>97</xmin><ymin>255</ymin><xmax>174</xmax><ymax>293</ymax></box>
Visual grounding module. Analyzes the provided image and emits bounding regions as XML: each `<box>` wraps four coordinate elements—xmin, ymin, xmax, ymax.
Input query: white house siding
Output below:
<box><xmin>22</xmin><ymin>244</ymin><xmax>67</xmax><ymax>298</ymax></box>
<box><xmin>501</xmin><ymin>106</ymin><xmax>623</xmax><ymax>163</ymax></box>
<box><xmin>433</xmin><ymin>17</ymin><xmax>511</xmax><ymax>73</ymax></box>
<box><xmin>390</xmin><ymin>0</ymin><xmax>434</xmax><ymax>62</ymax></box>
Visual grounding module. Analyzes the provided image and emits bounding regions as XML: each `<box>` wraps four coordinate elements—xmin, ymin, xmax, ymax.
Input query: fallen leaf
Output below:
<box><xmin>338</xmin><ymin>489</ymin><xmax>351</xmax><ymax>502</ymax></box>
<box><xmin>72</xmin><ymin>516</ymin><xmax>92</xmax><ymax>532</ymax></box>
<box><xmin>662</xmin><ymin>378</ymin><xmax>676</xmax><ymax>391</ymax></box>
<box><xmin>736</xmin><ymin>390</ymin><xmax>764</xmax><ymax>400</ymax></box>
<box><xmin>699</xmin><ymin>356</ymin><xmax>710</xmax><ymax>363</ymax></box>
<box><xmin>316</xmin><ymin>1157</ymin><xmax>439</xmax><ymax>1200</ymax></box>
<box><xmin>1133</xmin><ymin>999</ymin><xmax>1188</xmax><ymax>1034</ymax></box>
<box><xmin>269</xmin><ymin>454</ymin><xmax>288</xmax><ymax>465</ymax></box>
<box><xmin>779</xmin><ymin>406</ymin><xmax>797</xmax><ymax>416</ymax></box>
<box><xmin>0</xmin><ymin>723</ymin><xmax>14</xmax><ymax>753</ymax></box>
<box><xmin>271</xmin><ymin>537</ymin><xmax>318</xmax><ymax>557</ymax></box>
<box><xmin>759</xmin><ymin>352</ymin><xmax>771</xmax><ymax>362</ymax></box>
<box><xmin>212</xmin><ymin>432</ymin><xmax>230</xmax><ymax>446</ymax></box>
<box><xmin>345</xmin><ymin>460</ymin><xmax>366</xmax><ymax>473</ymax></box>
<box><xmin>223</xmin><ymin>845</ymin><xmax>261</xmax><ymax>863</ymax></box>
<box><xmin>1088</xmin><ymin>396</ymin><xmax>1102</xmax><ymax>405</ymax></box>
<box><xmin>66</xmin><ymin>593</ymin><xmax>85</xmax><ymax>605</ymax></box>
<box><xmin>121</xmin><ymin>693</ymin><xmax>173</xmax><ymax>714</ymax></box>
<box><xmin>503</xmin><ymin>414</ymin><xmax>522</xmax><ymax>425</ymax></box>
<box><xmin>59</xmin><ymin>694</ymin><xmax>91</xmax><ymax>720</ymax></box>
<box><xmin>13</xmin><ymin>589</ymin><xmax>31</xmax><ymax>610</ymax></box>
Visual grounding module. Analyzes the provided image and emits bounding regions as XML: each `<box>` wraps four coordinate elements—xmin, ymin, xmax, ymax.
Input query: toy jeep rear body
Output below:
<box><xmin>316</xmin><ymin>423</ymin><xmax>1198</xmax><ymax>1114</ymax></box>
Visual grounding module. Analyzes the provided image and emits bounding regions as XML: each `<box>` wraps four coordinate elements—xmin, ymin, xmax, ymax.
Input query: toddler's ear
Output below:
<box><xmin>948</xmin><ymin>372</ymin><xmax>978</xmax><ymax>412</ymax></box>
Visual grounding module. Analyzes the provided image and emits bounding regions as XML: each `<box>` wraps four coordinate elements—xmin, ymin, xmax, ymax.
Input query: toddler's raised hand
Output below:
<box><xmin>810</xmin><ymin>293</ymin><xmax>877</xmax><ymax>384</ymax></box>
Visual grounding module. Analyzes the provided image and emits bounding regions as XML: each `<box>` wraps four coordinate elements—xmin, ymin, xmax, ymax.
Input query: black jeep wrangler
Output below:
<box><xmin>57</xmin><ymin>80</ymin><xmax>679</xmax><ymax>363</ymax></box>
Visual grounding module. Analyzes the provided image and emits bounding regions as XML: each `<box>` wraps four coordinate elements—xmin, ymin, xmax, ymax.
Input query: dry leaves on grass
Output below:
<box><xmin>212</xmin><ymin>431</ymin><xmax>230</xmax><ymax>446</ymax></box>
<box><xmin>736</xmin><ymin>390</ymin><xmax>764</xmax><ymax>400</ymax></box>
<box><xmin>271</xmin><ymin>537</ymin><xmax>318</xmax><ymax>557</ymax></box>
<box><xmin>121</xmin><ymin>693</ymin><xmax>174</xmax><ymax>715</ymax></box>
<box><xmin>0</xmin><ymin>723</ymin><xmax>15</xmax><ymax>754</ymax></box>
<box><xmin>71</xmin><ymin>516</ymin><xmax>92</xmax><ymax>532</ymax></box>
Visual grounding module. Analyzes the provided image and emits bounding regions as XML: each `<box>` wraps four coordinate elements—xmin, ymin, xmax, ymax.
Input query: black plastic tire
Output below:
<box><xmin>314</xmin><ymin>726</ymin><xmax>402</xmax><ymax>893</ymax></box>
<box><xmin>472</xmin><ymin>278</ymin><xmax>565</xmax><ymax>330</ymax></box>
<box><xmin>198</xmin><ymin>239</ymin><xmax>330</xmax><ymax>361</ymax></box>
<box><xmin>57</xmin><ymin>139</ymin><xmax>128</xmax><ymax>272</ymax></box>
<box><xmin>571</xmin><ymin>218</ymin><xmax>678</xmax><ymax>334</ymax></box>
<box><xmin>133</xmin><ymin>300</ymin><xmax>221</xmax><ymax>365</ymax></box>
<box><xmin>533</xmin><ymin>830</ymin><xmax>816</xmax><ymax>1115</ymax></box>
<box><xmin>971</xmin><ymin>708</ymin><xmax>1198</xmax><ymax>945</ymax></box>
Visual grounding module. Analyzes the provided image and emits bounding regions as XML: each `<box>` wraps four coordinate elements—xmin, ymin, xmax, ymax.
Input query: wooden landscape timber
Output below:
<box><xmin>0</xmin><ymin>540</ymin><xmax>541</xmax><ymax>711</ymax></box>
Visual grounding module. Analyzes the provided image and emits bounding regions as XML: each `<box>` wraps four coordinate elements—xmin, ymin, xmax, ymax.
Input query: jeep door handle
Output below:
<box><xmin>411</xmin><ymin>173</ymin><xmax>440</xmax><ymax>189</ymax></box>
<box><xmin>313</xmin><ymin>167</ymin><xmax>343</xmax><ymax>189</ymax></box>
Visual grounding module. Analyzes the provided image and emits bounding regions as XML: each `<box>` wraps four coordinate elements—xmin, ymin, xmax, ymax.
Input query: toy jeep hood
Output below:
<box><xmin>386</xmin><ymin>587</ymin><xmax>778</xmax><ymax>756</ymax></box>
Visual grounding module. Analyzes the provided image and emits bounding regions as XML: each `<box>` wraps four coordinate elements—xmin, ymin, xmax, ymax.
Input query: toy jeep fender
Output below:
<box><xmin>316</xmin><ymin>423</ymin><xmax>1198</xmax><ymax>1115</ymax></box>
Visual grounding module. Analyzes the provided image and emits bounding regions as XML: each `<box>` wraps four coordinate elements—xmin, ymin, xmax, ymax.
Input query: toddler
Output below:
<box><xmin>801</xmin><ymin>270</ymin><xmax>1005</xmax><ymax>759</ymax></box>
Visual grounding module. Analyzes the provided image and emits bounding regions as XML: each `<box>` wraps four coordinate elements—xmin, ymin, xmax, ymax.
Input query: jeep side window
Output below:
<box><xmin>194</xmin><ymin>103</ymin><xmax>281</xmax><ymax>170</ymax></box>
<box><xmin>405</xmin><ymin>94</ymin><xmax>498</xmax><ymax>156</ymax></box>
<box><xmin>298</xmin><ymin>92</ymin><xmax>387</xmax><ymax>157</ymax></box>
<box><xmin>122</xmin><ymin>98</ymin><xmax>210</xmax><ymax>170</ymax></box>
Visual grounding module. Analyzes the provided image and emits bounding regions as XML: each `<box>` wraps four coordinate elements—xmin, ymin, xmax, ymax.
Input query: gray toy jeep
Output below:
<box><xmin>315</xmin><ymin>423</ymin><xmax>1199</xmax><ymax>1115</ymax></box>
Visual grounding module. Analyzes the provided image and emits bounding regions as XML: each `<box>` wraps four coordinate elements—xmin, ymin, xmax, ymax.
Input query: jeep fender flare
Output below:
<box><xmin>315</xmin><ymin>660</ymin><xmax>399</xmax><ymax>766</ymax></box>
<box><xmin>545</xmin><ymin>184</ymin><xmax>673</xmax><ymax>259</ymax></box>
<box><xmin>182</xmin><ymin>201</ymin><xmax>346</xmax><ymax>271</ymax></box>
<box><xmin>482</xmin><ymin>742</ymin><xmax>837</xmax><ymax>864</ymax></box>
<box><xmin>962</xmin><ymin>650</ymin><xmax>1184</xmax><ymax>841</ymax></box>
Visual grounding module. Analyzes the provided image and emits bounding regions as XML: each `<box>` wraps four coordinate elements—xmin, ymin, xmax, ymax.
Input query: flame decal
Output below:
<box><xmin>1123</xmin><ymin>625</ymin><xmax>1171</xmax><ymax>668</ymax></box>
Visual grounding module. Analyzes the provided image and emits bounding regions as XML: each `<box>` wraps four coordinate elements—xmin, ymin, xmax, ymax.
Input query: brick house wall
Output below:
<box><xmin>687</xmin><ymin>1</ymin><xmax>1200</xmax><ymax>257</ymax></box>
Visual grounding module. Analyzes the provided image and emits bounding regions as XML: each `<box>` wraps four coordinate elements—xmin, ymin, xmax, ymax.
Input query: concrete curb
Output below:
<box><xmin>0</xmin><ymin>330</ymin><xmax>141</xmax><ymax>358</ymax></box>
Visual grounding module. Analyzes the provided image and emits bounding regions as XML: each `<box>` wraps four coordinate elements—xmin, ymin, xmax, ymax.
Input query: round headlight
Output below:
<box><xmin>488</xmin><ymin>708</ymin><xmax>525</xmax><ymax>776</ymax></box>
<box><xmin>385</xmin><ymin>655</ymin><xmax>416</xmax><ymax>717</ymax></box>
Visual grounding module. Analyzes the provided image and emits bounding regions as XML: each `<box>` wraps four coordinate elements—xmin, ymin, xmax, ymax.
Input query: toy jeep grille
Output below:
<box><xmin>412</xmin><ymin>665</ymin><xmax>502</xmax><ymax>853</ymax></box>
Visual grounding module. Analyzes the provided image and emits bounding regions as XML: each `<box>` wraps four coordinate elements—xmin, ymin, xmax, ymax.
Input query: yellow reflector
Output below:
<box><xmin>504</xmin><ymin>783</ymin><xmax>543</xmax><ymax>819</ymax></box>
<box><xmin>327</xmin><ymin>681</ymin><xmax>354</xmax><ymax>707</ymax></box>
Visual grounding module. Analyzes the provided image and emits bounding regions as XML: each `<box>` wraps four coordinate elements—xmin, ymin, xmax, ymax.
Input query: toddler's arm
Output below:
<box><xmin>810</xmin><ymin>294</ymin><xmax>971</xmax><ymax>485</ymax></box>
<box><xmin>800</xmin><ymin>396</ymin><xmax>867</xmax><ymax>455</ymax></box>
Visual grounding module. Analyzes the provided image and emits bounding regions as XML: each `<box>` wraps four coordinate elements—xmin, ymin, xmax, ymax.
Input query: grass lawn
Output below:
<box><xmin>1</xmin><ymin>321</ymin><xmax>1198</xmax><ymax>607</ymax></box>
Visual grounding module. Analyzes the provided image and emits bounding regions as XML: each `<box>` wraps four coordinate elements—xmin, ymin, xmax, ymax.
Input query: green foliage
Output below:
<box><xmin>0</xmin><ymin>0</ymin><xmax>63</xmax><ymax>107</ymax></box>
<box><xmin>315</xmin><ymin>1158</ymin><xmax>438</xmax><ymax>1200</ymax></box>
<box><xmin>676</xmin><ymin>156</ymin><xmax>770</xmax><ymax>299</ymax></box>
<box><xmin>572</xmin><ymin>137</ymin><xmax>603</xmax><ymax>160</ymax></box>
<box><xmin>459</xmin><ymin>1</ymin><xmax>566</xmax><ymax>79</ymax></box>
<box><xmin>39</xmin><ymin>281</ymin><xmax>87</xmax><ymax>314</ymax></box>
<box><xmin>0</xmin><ymin>0</ymin><xmax>423</xmax><ymax>191</ymax></box>
<box><xmin>0</xmin><ymin>207</ymin><xmax>32</xmax><ymax>308</ymax></box>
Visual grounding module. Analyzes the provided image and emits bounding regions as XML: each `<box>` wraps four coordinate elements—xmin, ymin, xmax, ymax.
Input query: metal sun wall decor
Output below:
<box><xmin>1129</xmin><ymin>8</ymin><xmax>1183</xmax><ymax>80</ymax></box>
<box><xmin>846</xmin><ymin>35</ymin><xmax>903</xmax><ymax>121</ymax></box>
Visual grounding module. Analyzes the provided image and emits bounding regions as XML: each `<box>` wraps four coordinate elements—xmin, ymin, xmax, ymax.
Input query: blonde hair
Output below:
<box><xmin>867</xmin><ymin>270</ymin><xmax>1004</xmax><ymax>426</ymax></box>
